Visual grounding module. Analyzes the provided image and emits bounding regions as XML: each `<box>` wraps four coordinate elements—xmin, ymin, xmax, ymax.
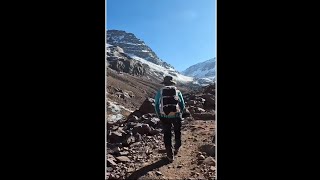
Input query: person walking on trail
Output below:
<box><xmin>154</xmin><ymin>76</ymin><xmax>185</xmax><ymax>162</ymax></box>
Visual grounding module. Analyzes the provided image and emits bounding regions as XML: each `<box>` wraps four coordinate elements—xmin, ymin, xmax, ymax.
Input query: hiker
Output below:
<box><xmin>154</xmin><ymin>76</ymin><xmax>185</xmax><ymax>162</ymax></box>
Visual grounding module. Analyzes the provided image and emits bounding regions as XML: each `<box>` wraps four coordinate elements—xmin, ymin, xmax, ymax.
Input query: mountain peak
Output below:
<box><xmin>107</xmin><ymin>30</ymin><xmax>174</xmax><ymax>69</ymax></box>
<box><xmin>182</xmin><ymin>58</ymin><xmax>216</xmax><ymax>80</ymax></box>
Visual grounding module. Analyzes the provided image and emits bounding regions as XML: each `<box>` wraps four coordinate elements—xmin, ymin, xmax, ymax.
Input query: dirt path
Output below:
<box><xmin>126</xmin><ymin>120</ymin><xmax>216</xmax><ymax>180</ymax></box>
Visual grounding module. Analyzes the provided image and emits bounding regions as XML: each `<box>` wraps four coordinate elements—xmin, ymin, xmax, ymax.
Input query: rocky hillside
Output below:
<box><xmin>106</xmin><ymin>83</ymin><xmax>216</xmax><ymax>180</ymax></box>
<box><xmin>107</xmin><ymin>45</ymin><xmax>150</xmax><ymax>76</ymax></box>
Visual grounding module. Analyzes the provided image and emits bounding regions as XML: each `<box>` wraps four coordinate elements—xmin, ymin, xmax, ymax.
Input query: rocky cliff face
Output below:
<box><xmin>107</xmin><ymin>45</ymin><xmax>149</xmax><ymax>76</ymax></box>
<box><xmin>107</xmin><ymin>30</ymin><xmax>174</xmax><ymax>69</ymax></box>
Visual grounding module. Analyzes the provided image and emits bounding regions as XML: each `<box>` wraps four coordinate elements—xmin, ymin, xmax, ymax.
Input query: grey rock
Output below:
<box><xmin>139</xmin><ymin>98</ymin><xmax>155</xmax><ymax>114</ymax></box>
<box><xmin>203</xmin><ymin>157</ymin><xmax>216</xmax><ymax>166</ymax></box>
<box><xmin>198</xmin><ymin>155</ymin><xmax>205</xmax><ymax>160</ymax></box>
<box><xmin>116</xmin><ymin>156</ymin><xmax>131</xmax><ymax>162</ymax></box>
<box><xmin>132</xmin><ymin>123</ymin><xmax>151</xmax><ymax>135</ymax></box>
<box><xmin>107</xmin><ymin>158</ymin><xmax>117</xmax><ymax>166</ymax></box>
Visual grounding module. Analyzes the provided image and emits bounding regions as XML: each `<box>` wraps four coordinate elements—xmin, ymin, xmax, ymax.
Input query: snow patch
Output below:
<box><xmin>127</xmin><ymin>54</ymin><xmax>193</xmax><ymax>83</ymax></box>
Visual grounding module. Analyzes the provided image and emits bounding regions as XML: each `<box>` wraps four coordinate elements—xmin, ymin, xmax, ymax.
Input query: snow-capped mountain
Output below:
<box><xmin>181</xmin><ymin>58</ymin><xmax>216</xmax><ymax>85</ymax></box>
<box><xmin>107</xmin><ymin>30</ymin><xmax>174</xmax><ymax>69</ymax></box>
<box><xmin>127</xmin><ymin>54</ymin><xmax>193</xmax><ymax>83</ymax></box>
<box><xmin>182</xmin><ymin>58</ymin><xmax>216</xmax><ymax>78</ymax></box>
<box><xmin>106</xmin><ymin>30</ymin><xmax>194</xmax><ymax>84</ymax></box>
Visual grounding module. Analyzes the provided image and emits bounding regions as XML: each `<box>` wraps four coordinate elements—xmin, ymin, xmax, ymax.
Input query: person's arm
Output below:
<box><xmin>178</xmin><ymin>91</ymin><xmax>185</xmax><ymax>112</ymax></box>
<box><xmin>154</xmin><ymin>90</ymin><xmax>161</xmax><ymax>117</ymax></box>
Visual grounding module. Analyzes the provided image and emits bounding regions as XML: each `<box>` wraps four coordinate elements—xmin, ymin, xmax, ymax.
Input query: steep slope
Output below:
<box><xmin>107</xmin><ymin>30</ymin><xmax>174</xmax><ymax>69</ymax></box>
<box><xmin>106</xmin><ymin>30</ymin><xmax>194</xmax><ymax>84</ymax></box>
<box><xmin>107</xmin><ymin>45</ymin><xmax>149</xmax><ymax>76</ymax></box>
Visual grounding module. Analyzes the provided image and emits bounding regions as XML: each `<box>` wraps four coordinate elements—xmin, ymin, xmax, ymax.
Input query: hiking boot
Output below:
<box><xmin>167</xmin><ymin>155</ymin><xmax>174</xmax><ymax>162</ymax></box>
<box><xmin>166</xmin><ymin>147</ymin><xmax>174</xmax><ymax>162</ymax></box>
<box><xmin>174</xmin><ymin>148</ymin><xmax>179</xmax><ymax>156</ymax></box>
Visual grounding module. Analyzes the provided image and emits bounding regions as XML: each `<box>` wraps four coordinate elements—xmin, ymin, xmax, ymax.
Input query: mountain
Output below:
<box><xmin>106</xmin><ymin>30</ymin><xmax>193</xmax><ymax>84</ymax></box>
<box><xmin>107</xmin><ymin>30</ymin><xmax>174</xmax><ymax>69</ymax></box>
<box><xmin>107</xmin><ymin>45</ymin><xmax>149</xmax><ymax>76</ymax></box>
<box><xmin>182</xmin><ymin>58</ymin><xmax>216</xmax><ymax>78</ymax></box>
<box><xmin>182</xmin><ymin>58</ymin><xmax>216</xmax><ymax>85</ymax></box>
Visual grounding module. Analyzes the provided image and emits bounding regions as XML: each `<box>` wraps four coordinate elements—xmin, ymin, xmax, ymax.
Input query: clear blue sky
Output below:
<box><xmin>106</xmin><ymin>0</ymin><xmax>216</xmax><ymax>72</ymax></box>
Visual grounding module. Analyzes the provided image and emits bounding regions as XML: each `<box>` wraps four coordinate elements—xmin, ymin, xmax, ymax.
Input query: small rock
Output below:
<box><xmin>106</xmin><ymin>167</ymin><xmax>113</xmax><ymax>172</ymax></box>
<box><xmin>112</xmin><ymin>147</ymin><xmax>121</xmax><ymax>154</ymax></box>
<box><xmin>198</xmin><ymin>155</ymin><xmax>205</xmax><ymax>160</ymax></box>
<box><xmin>155</xmin><ymin>171</ymin><xmax>162</xmax><ymax>176</ymax></box>
<box><xmin>177</xmin><ymin>165</ymin><xmax>183</xmax><ymax>168</ymax></box>
<box><xmin>107</xmin><ymin>158</ymin><xmax>117</xmax><ymax>166</ymax></box>
<box><xmin>130</xmin><ymin>142</ymin><xmax>141</xmax><ymax>147</ymax></box>
<box><xmin>123</xmin><ymin>135</ymin><xmax>135</xmax><ymax>146</ymax></box>
<box><xmin>134</xmin><ymin>133</ymin><xmax>142</xmax><ymax>142</ymax></box>
<box><xmin>127</xmin><ymin>168</ymin><xmax>134</xmax><ymax>172</ymax></box>
<box><xmin>203</xmin><ymin>157</ymin><xmax>216</xmax><ymax>166</ymax></box>
<box><xmin>120</xmin><ymin>151</ymin><xmax>129</xmax><ymax>156</ymax></box>
<box><xmin>210</xmin><ymin>166</ymin><xmax>216</xmax><ymax>171</ymax></box>
<box><xmin>146</xmin><ymin>149</ymin><xmax>152</xmax><ymax>155</ymax></box>
<box><xmin>116</xmin><ymin>156</ymin><xmax>131</xmax><ymax>162</ymax></box>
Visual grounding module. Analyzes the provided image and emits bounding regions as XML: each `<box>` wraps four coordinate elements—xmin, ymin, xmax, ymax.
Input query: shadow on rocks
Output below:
<box><xmin>199</xmin><ymin>144</ymin><xmax>215</xmax><ymax>157</ymax></box>
<box><xmin>126</xmin><ymin>158</ymin><xmax>170</xmax><ymax>180</ymax></box>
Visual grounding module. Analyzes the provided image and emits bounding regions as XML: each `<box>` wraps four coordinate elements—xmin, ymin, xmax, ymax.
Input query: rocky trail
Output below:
<box><xmin>107</xmin><ymin>84</ymin><xmax>216</xmax><ymax>180</ymax></box>
<box><xmin>129</xmin><ymin>119</ymin><xmax>215</xmax><ymax>180</ymax></box>
<box><xmin>107</xmin><ymin>119</ymin><xmax>215</xmax><ymax>180</ymax></box>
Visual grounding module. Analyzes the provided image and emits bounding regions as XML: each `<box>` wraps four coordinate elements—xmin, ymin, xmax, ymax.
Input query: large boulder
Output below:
<box><xmin>132</xmin><ymin>123</ymin><xmax>151</xmax><ymax>135</ymax></box>
<box><xmin>139</xmin><ymin>98</ymin><xmax>155</xmax><ymax>114</ymax></box>
<box><xmin>202</xmin><ymin>95</ymin><xmax>215</xmax><ymax>109</ymax></box>
<box><xmin>127</xmin><ymin>110</ymin><xmax>143</xmax><ymax>120</ymax></box>
<box><xmin>108</xmin><ymin>131</ymin><xmax>125</xmax><ymax>143</ymax></box>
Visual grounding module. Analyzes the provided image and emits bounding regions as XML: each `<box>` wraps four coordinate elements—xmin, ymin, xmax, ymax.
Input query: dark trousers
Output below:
<box><xmin>160</xmin><ymin>117</ymin><xmax>182</xmax><ymax>154</ymax></box>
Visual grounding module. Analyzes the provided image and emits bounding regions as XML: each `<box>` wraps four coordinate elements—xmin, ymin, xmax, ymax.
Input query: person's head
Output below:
<box><xmin>160</xmin><ymin>76</ymin><xmax>176</xmax><ymax>86</ymax></box>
